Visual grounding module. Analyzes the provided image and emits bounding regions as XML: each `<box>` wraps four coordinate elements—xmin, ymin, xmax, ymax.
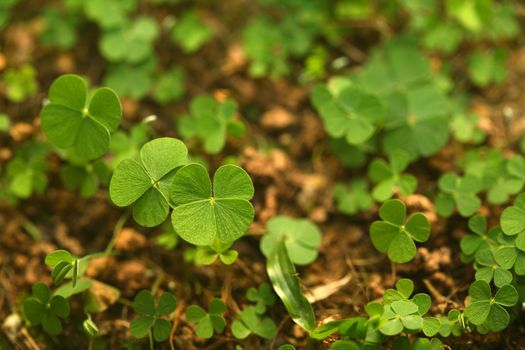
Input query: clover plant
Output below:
<box><xmin>152</xmin><ymin>67</ymin><xmax>185</xmax><ymax>105</ymax></box>
<box><xmin>130</xmin><ymin>290</ymin><xmax>176</xmax><ymax>342</ymax></box>
<box><xmin>3</xmin><ymin>64</ymin><xmax>38</xmax><ymax>102</ymax></box>
<box><xmin>247</xmin><ymin>283</ymin><xmax>276</xmax><ymax>315</ymax></box>
<box><xmin>332</xmin><ymin>179</ymin><xmax>374</xmax><ymax>215</ymax></box>
<box><xmin>500</xmin><ymin>193</ymin><xmax>525</xmax><ymax>251</ymax></box>
<box><xmin>171</xmin><ymin>10</ymin><xmax>212</xmax><ymax>53</ymax></box>
<box><xmin>178</xmin><ymin>95</ymin><xmax>243</xmax><ymax>154</ymax></box>
<box><xmin>231</xmin><ymin>306</ymin><xmax>277</xmax><ymax>340</ymax></box>
<box><xmin>468</xmin><ymin>48</ymin><xmax>508</xmax><ymax>87</ymax></box>
<box><xmin>194</xmin><ymin>241</ymin><xmax>238</xmax><ymax>265</ymax></box>
<box><xmin>109</xmin><ymin>137</ymin><xmax>188</xmax><ymax>227</ymax></box>
<box><xmin>82</xmin><ymin>0</ymin><xmax>137</xmax><ymax>29</ymax></box>
<box><xmin>464</xmin><ymin>280</ymin><xmax>518</xmax><ymax>332</ymax></box>
<box><xmin>370</xmin><ymin>200</ymin><xmax>430</xmax><ymax>263</ymax></box>
<box><xmin>0</xmin><ymin>113</ymin><xmax>9</xmax><ymax>132</ymax></box>
<box><xmin>41</xmin><ymin>74</ymin><xmax>122</xmax><ymax>160</ymax></box>
<box><xmin>450</xmin><ymin>112</ymin><xmax>485</xmax><ymax>144</ymax></box>
<box><xmin>104</xmin><ymin>59</ymin><xmax>155</xmax><ymax>99</ymax></box>
<box><xmin>435</xmin><ymin>173</ymin><xmax>481</xmax><ymax>217</ymax></box>
<box><xmin>23</xmin><ymin>283</ymin><xmax>70</xmax><ymax>335</ymax></box>
<box><xmin>170</xmin><ymin>163</ymin><xmax>254</xmax><ymax>246</ymax></box>
<box><xmin>368</xmin><ymin>150</ymin><xmax>417</xmax><ymax>201</ymax></box>
<box><xmin>261</xmin><ymin>216</ymin><xmax>321</xmax><ymax>266</ymax></box>
<box><xmin>60</xmin><ymin>159</ymin><xmax>110</xmax><ymax>198</ymax></box>
<box><xmin>460</xmin><ymin>215</ymin><xmax>498</xmax><ymax>260</ymax></box>
<box><xmin>5</xmin><ymin>142</ymin><xmax>49</xmax><ymax>199</ymax></box>
<box><xmin>39</xmin><ymin>7</ymin><xmax>78</xmax><ymax>49</ymax></box>
<box><xmin>109</xmin><ymin>123</ymin><xmax>150</xmax><ymax>168</ymax></box>
<box><xmin>186</xmin><ymin>298</ymin><xmax>226</xmax><ymax>339</ymax></box>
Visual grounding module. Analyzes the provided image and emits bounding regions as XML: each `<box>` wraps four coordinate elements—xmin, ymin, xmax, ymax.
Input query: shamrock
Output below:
<box><xmin>23</xmin><ymin>283</ymin><xmax>70</xmax><ymax>335</ymax></box>
<box><xmin>460</xmin><ymin>215</ymin><xmax>498</xmax><ymax>259</ymax></box>
<box><xmin>246</xmin><ymin>283</ymin><xmax>276</xmax><ymax>315</ymax></box>
<box><xmin>231</xmin><ymin>306</ymin><xmax>277</xmax><ymax>340</ymax></box>
<box><xmin>130</xmin><ymin>290</ymin><xmax>176</xmax><ymax>342</ymax></box>
<box><xmin>186</xmin><ymin>298</ymin><xmax>227</xmax><ymax>339</ymax></box>
<box><xmin>500</xmin><ymin>192</ymin><xmax>525</xmax><ymax>251</ymax></box>
<box><xmin>435</xmin><ymin>173</ymin><xmax>481</xmax><ymax>217</ymax></box>
<box><xmin>332</xmin><ymin>179</ymin><xmax>374</xmax><ymax>215</ymax></box>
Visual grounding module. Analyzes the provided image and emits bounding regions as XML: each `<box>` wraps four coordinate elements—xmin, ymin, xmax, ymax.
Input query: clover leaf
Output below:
<box><xmin>130</xmin><ymin>290</ymin><xmax>176</xmax><ymax>342</ymax></box>
<box><xmin>464</xmin><ymin>280</ymin><xmax>517</xmax><ymax>332</ymax></box>
<box><xmin>41</xmin><ymin>74</ymin><xmax>122</xmax><ymax>160</ymax></box>
<box><xmin>370</xmin><ymin>200</ymin><xmax>431</xmax><ymax>263</ymax></box>
<box><xmin>3</xmin><ymin>64</ymin><xmax>38</xmax><ymax>102</ymax></box>
<box><xmin>435</xmin><ymin>173</ymin><xmax>481</xmax><ymax>217</ymax></box>
<box><xmin>311</xmin><ymin>84</ymin><xmax>384</xmax><ymax>145</ymax></box>
<box><xmin>460</xmin><ymin>215</ymin><xmax>499</xmax><ymax>260</ymax></box>
<box><xmin>332</xmin><ymin>179</ymin><xmax>374</xmax><ymax>215</ymax></box>
<box><xmin>178</xmin><ymin>95</ymin><xmax>242</xmax><ymax>154</ymax></box>
<box><xmin>246</xmin><ymin>283</ymin><xmax>276</xmax><ymax>315</ymax></box>
<box><xmin>231</xmin><ymin>306</ymin><xmax>277</xmax><ymax>340</ymax></box>
<box><xmin>170</xmin><ymin>164</ymin><xmax>254</xmax><ymax>246</ymax></box>
<box><xmin>467</xmin><ymin>48</ymin><xmax>508</xmax><ymax>87</ymax></box>
<box><xmin>186</xmin><ymin>298</ymin><xmax>227</xmax><ymax>339</ymax></box>
<box><xmin>171</xmin><ymin>10</ymin><xmax>212</xmax><ymax>53</ymax></box>
<box><xmin>23</xmin><ymin>283</ymin><xmax>70</xmax><ymax>336</ymax></box>
<box><xmin>260</xmin><ymin>216</ymin><xmax>322</xmax><ymax>266</ymax></box>
<box><xmin>474</xmin><ymin>248</ymin><xmax>513</xmax><ymax>288</ymax></box>
<box><xmin>110</xmin><ymin>138</ymin><xmax>188</xmax><ymax>227</ymax></box>
<box><xmin>501</xmin><ymin>193</ymin><xmax>525</xmax><ymax>251</ymax></box>
<box><xmin>194</xmin><ymin>241</ymin><xmax>239</xmax><ymax>265</ymax></box>
<box><xmin>493</xmin><ymin>232</ymin><xmax>525</xmax><ymax>276</ymax></box>
<box><xmin>368</xmin><ymin>149</ymin><xmax>417</xmax><ymax>201</ymax></box>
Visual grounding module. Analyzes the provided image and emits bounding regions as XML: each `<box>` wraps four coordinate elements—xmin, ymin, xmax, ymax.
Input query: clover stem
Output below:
<box><xmin>148</xmin><ymin>331</ymin><xmax>154</xmax><ymax>350</ymax></box>
<box><xmin>104</xmin><ymin>212</ymin><xmax>130</xmax><ymax>256</ymax></box>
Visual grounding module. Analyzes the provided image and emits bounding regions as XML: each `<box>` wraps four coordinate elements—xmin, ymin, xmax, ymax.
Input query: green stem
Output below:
<box><xmin>148</xmin><ymin>331</ymin><xmax>154</xmax><ymax>350</ymax></box>
<box><xmin>22</xmin><ymin>218</ymin><xmax>42</xmax><ymax>240</ymax></box>
<box><xmin>104</xmin><ymin>212</ymin><xmax>129</xmax><ymax>256</ymax></box>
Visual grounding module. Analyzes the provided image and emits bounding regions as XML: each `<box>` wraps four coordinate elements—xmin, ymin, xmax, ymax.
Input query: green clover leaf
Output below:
<box><xmin>474</xmin><ymin>248</ymin><xmax>513</xmax><ymax>288</ymax></box>
<box><xmin>493</xmin><ymin>233</ymin><xmax>525</xmax><ymax>275</ymax></box>
<box><xmin>435</xmin><ymin>173</ymin><xmax>481</xmax><ymax>217</ymax></box>
<box><xmin>464</xmin><ymin>280</ymin><xmax>517</xmax><ymax>332</ymax></box>
<box><xmin>231</xmin><ymin>306</ymin><xmax>277</xmax><ymax>340</ymax></box>
<box><xmin>370</xmin><ymin>200</ymin><xmax>431</xmax><ymax>263</ymax></box>
<box><xmin>501</xmin><ymin>193</ymin><xmax>525</xmax><ymax>251</ymax></box>
<box><xmin>368</xmin><ymin>149</ymin><xmax>417</xmax><ymax>201</ymax></box>
<box><xmin>332</xmin><ymin>179</ymin><xmax>374</xmax><ymax>215</ymax></box>
<box><xmin>460</xmin><ymin>215</ymin><xmax>499</xmax><ymax>260</ymax></box>
<box><xmin>246</xmin><ymin>283</ymin><xmax>276</xmax><ymax>315</ymax></box>
<box><xmin>260</xmin><ymin>216</ymin><xmax>322</xmax><ymax>266</ymax></box>
<box><xmin>130</xmin><ymin>290</ymin><xmax>176</xmax><ymax>342</ymax></box>
<box><xmin>23</xmin><ymin>283</ymin><xmax>70</xmax><ymax>336</ymax></box>
<box><xmin>171</xmin><ymin>10</ymin><xmax>213</xmax><ymax>53</ymax></box>
<box><xmin>41</xmin><ymin>74</ymin><xmax>122</xmax><ymax>160</ymax></box>
<box><xmin>109</xmin><ymin>137</ymin><xmax>188</xmax><ymax>227</ymax></box>
<box><xmin>170</xmin><ymin>163</ymin><xmax>254</xmax><ymax>246</ymax></box>
<box><xmin>186</xmin><ymin>298</ymin><xmax>227</xmax><ymax>339</ymax></box>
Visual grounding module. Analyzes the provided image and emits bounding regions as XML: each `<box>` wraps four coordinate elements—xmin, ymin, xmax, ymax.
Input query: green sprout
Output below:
<box><xmin>41</xmin><ymin>74</ymin><xmax>122</xmax><ymax>160</ymax></box>
<box><xmin>194</xmin><ymin>241</ymin><xmax>238</xmax><ymax>266</ymax></box>
<box><xmin>332</xmin><ymin>179</ymin><xmax>374</xmax><ymax>215</ymax></box>
<box><xmin>464</xmin><ymin>280</ymin><xmax>518</xmax><ymax>332</ymax></box>
<box><xmin>171</xmin><ymin>10</ymin><xmax>212</xmax><ymax>53</ymax></box>
<box><xmin>0</xmin><ymin>113</ymin><xmax>10</xmax><ymax>131</ymax></box>
<box><xmin>170</xmin><ymin>163</ymin><xmax>254</xmax><ymax>246</ymax></box>
<box><xmin>109</xmin><ymin>138</ymin><xmax>188</xmax><ymax>227</ymax></box>
<box><xmin>260</xmin><ymin>216</ymin><xmax>322</xmax><ymax>266</ymax></box>
<box><xmin>500</xmin><ymin>192</ymin><xmax>525</xmax><ymax>251</ymax></box>
<box><xmin>152</xmin><ymin>67</ymin><xmax>185</xmax><ymax>105</ymax></box>
<box><xmin>23</xmin><ymin>283</ymin><xmax>70</xmax><ymax>335</ymax></box>
<box><xmin>60</xmin><ymin>158</ymin><xmax>110</xmax><ymax>198</ymax></box>
<box><xmin>5</xmin><ymin>142</ymin><xmax>49</xmax><ymax>199</ymax></box>
<box><xmin>370</xmin><ymin>200</ymin><xmax>431</xmax><ymax>263</ymax></box>
<box><xmin>368</xmin><ymin>150</ymin><xmax>417</xmax><ymax>201</ymax></box>
<box><xmin>467</xmin><ymin>48</ymin><xmax>508</xmax><ymax>87</ymax></box>
<box><xmin>130</xmin><ymin>290</ymin><xmax>176</xmax><ymax>342</ymax></box>
<box><xmin>3</xmin><ymin>64</ymin><xmax>38</xmax><ymax>102</ymax></box>
<box><xmin>435</xmin><ymin>173</ymin><xmax>481</xmax><ymax>217</ymax></box>
<box><xmin>178</xmin><ymin>95</ymin><xmax>243</xmax><ymax>154</ymax></box>
<box><xmin>185</xmin><ymin>298</ymin><xmax>227</xmax><ymax>339</ymax></box>
<box><xmin>231</xmin><ymin>306</ymin><xmax>277</xmax><ymax>340</ymax></box>
<box><xmin>246</xmin><ymin>283</ymin><xmax>276</xmax><ymax>315</ymax></box>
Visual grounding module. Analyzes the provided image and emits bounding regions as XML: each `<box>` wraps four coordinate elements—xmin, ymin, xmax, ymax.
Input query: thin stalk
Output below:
<box><xmin>148</xmin><ymin>331</ymin><xmax>154</xmax><ymax>350</ymax></box>
<box><xmin>104</xmin><ymin>212</ymin><xmax>129</xmax><ymax>256</ymax></box>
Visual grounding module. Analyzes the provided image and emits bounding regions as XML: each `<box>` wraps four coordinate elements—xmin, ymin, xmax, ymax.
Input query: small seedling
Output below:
<box><xmin>464</xmin><ymin>280</ymin><xmax>517</xmax><ymax>332</ymax></box>
<box><xmin>3</xmin><ymin>64</ymin><xmax>38</xmax><ymax>102</ymax></box>
<box><xmin>450</xmin><ymin>113</ymin><xmax>485</xmax><ymax>144</ymax></box>
<box><xmin>0</xmin><ymin>113</ymin><xmax>9</xmax><ymax>131</ymax></box>
<box><xmin>152</xmin><ymin>67</ymin><xmax>185</xmax><ymax>104</ymax></box>
<box><xmin>45</xmin><ymin>250</ymin><xmax>78</xmax><ymax>285</ymax></box>
<box><xmin>467</xmin><ymin>48</ymin><xmax>508</xmax><ymax>87</ymax></box>
<box><xmin>109</xmin><ymin>123</ymin><xmax>150</xmax><ymax>168</ymax></box>
<box><xmin>23</xmin><ymin>283</ymin><xmax>70</xmax><ymax>335</ymax></box>
<box><xmin>260</xmin><ymin>216</ymin><xmax>321</xmax><ymax>266</ymax></box>
<box><xmin>370</xmin><ymin>200</ymin><xmax>430</xmax><ymax>263</ymax></box>
<box><xmin>460</xmin><ymin>215</ymin><xmax>497</xmax><ymax>258</ymax></box>
<box><xmin>246</xmin><ymin>283</ymin><xmax>275</xmax><ymax>315</ymax></box>
<box><xmin>332</xmin><ymin>179</ymin><xmax>373</xmax><ymax>215</ymax></box>
<box><xmin>185</xmin><ymin>298</ymin><xmax>227</xmax><ymax>339</ymax></box>
<box><xmin>500</xmin><ymin>193</ymin><xmax>525</xmax><ymax>251</ymax></box>
<box><xmin>5</xmin><ymin>142</ymin><xmax>49</xmax><ymax>199</ymax></box>
<box><xmin>194</xmin><ymin>241</ymin><xmax>238</xmax><ymax>265</ymax></box>
<box><xmin>231</xmin><ymin>306</ymin><xmax>277</xmax><ymax>340</ymax></box>
<box><xmin>178</xmin><ymin>95</ymin><xmax>243</xmax><ymax>154</ymax></box>
<box><xmin>171</xmin><ymin>10</ymin><xmax>212</xmax><ymax>53</ymax></box>
<box><xmin>130</xmin><ymin>290</ymin><xmax>176</xmax><ymax>342</ymax></box>
<box><xmin>170</xmin><ymin>163</ymin><xmax>254</xmax><ymax>246</ymax></box>
<box><xmin>41</xmin><ymin>74</ymin><xmax>122</xmax><ymax>160</ymax></box>
<box><xmin>473</xmin><ymin>247</ymin><xmax>513</xmax><ymax>288</ymax></box>
<box><xmin>368</xmin><ymin>149</ymin><xmax>417</xmax><ymax>201</ymax></box>
<box><xmin>110</xmin><ymin>137</ymin><xmax>188</xmax><ymax>227</ymax></box>
<box><xmin>104</xmin><ymin>60</ymin><xmax>155</xmax><ymax>99</ymax></box>
<box><xmin>435</xmin><ymin>173</ymin><xmax>481</xmax><ymax>217</ymax></box>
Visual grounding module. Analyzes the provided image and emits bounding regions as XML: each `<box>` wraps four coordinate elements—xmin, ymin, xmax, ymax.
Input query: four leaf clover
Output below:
<box><xmin>186</xmin><ymin>298</ymin><xmax>227</xmax><ymax>339</ymax></box>
<box><xmin>170</xmin><ymin>164</ymin><xmax>254</xmax><ymax>246</ymax></box>
<box><xmin>23</xmin><ymin>283</ymin><xmax>70</xmax><ymax>335</ymax></box>
<box><xmin>370</xmin><ymin>200</ymin><xmax>431</xmax><ymax>263</ymax></box>
<box><xmin>109</xmin><ymin>138</ymin><xmax>188</xmax><ymax>227</ymax></box>
<box><xmin>130</xmin><ymin>290</ymin><xmax>177</xmax><ymax>342</ymax></box>
<box><xmin>41</xmin><ymin>74</ymin><xmax>122</xmax><ymax>160</ymax></box>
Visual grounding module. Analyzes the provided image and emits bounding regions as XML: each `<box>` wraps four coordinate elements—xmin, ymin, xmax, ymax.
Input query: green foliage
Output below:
<box><xmin>277</xmin><ymin>345</ymin><xmax>296</xmax><ymax>350</ymax></box>
<box><xmin>171</xmin><ymin>10</ymin><xmax>212</xmax><ymax>53</ymax></box>
<box><xmin>39</xmin><ymin>7</ymin><xmax>78</xmax><ymax>49</ymax></box>
<box><xmin>5</xmin><ymin>142</ymin><xmax>49</xmax><ymax>199</ymax></box>
<box><xmin>60</xmin><ymin>158</ymin><xmax>110</xmax><ymax>198</ymax></box>
<box><xmin>392</xmin><ymin>337</ymin><xmax>444</xmax><ymax>350</ymax></box>
<box><xmin>266</xmin><ymin>240</ymin><xmax>316</xmax><ymax>333</ymax></box>
<box><xmin>170</xmin><ymin>164</ymin><xmax>254</xmax><ymax>246</ymax></box>
<box><xmin>261</xmin><ymin>216</ymin><xmax>321</xmax><ymax>266</ymax></box>
<box><xmin>23</xmin><ymin>283</ymin><xmax>70</xmax><ymax>335</ymax></box>
<box><xmin>464</xmin><ymin>280</ymin><xmax>517</xmax><ymax>332</ymax></box>
<box><xmin>370</xmin><ymin>200</ymin><xmax>430</xmax><ymax>263</ymax></box>
<box><xmin>186</xmin><ymin>298</ymin><xmax>226</xmax><ymax>339</ymax></box>
<box><xmin>333</xmin><ymin>179</ymin><xmax>374</xmax><ymax>215</ymax></box>
<box><xmin>178</xmin><ymin>95</ymin><xmax>242</xmax><ymax>154</ymax></box>
<box><xmin>435</xmin><ymin>173</ymin><xmax>481</xmax><ymax>217</ymax></box>
<box><xmin>152</xmin><ymin>67</ymin><xmax>185</xmax><ymax>105</ymax></box>
<box><xmin>468</xmin><ymin>49</ymin><xmax>508</xmax><ymax>87</ymax></box>
<box><xmin>3</xmin><ymin>64</ymin><xmax>38</xmax><ymax>102</ymax></box>
<box><xmin>0</xmin><ymin>113</ymin><xmax>9</xmax><ymax>132</ymax></box>
<box><xmin>45</xmin><ymin>250</ymin><xmax>78</xmax><ymax>285</ymax></box>
<box><xmin>130</xmin><ymin>290</ymin><xmax>176</xmax><ymax>341</ymax></box>
<box><xmin>246</xmin><ymin>283</ymin><xmax>276</xmax><ymax>315</ymax></box>
<box><xmin>368</xmin><ymin>150</ymin><xmax>417</xmax><ymax>201</ymax></box>
<box><xmin>82</xmin><ymin>0</ymin><xmax>137</xmax><ymax>29</ymax></box>
<box><xmin>109</xmin><ymin>123</ymin><xmax>150</xmax><ymax>168</ymax></box>
<box><xmin>193</xmin><ymin>241</ymin><xmax>238</xmax><ymax>266</ymax></box>
<box><xmin>231</xmin><ymin>306</ymin><xmax>277</xmax><ymax>340</ymax></box>
<box><xmin>41</xmin><ymin>74</ymin><xmax>122</xmax><ymax>160</ymax></box>
<box><xmin>110</xmin><ymin>138</ymin><xmax>188</xmax><ymax>227</ymax></box>
<box><xmin>100</xmin><ymin>16</ymin><xmax>158</xmax><ymax>63</ymax></box>
<box><xmin>500</xmin><ymin>193</ymin><xmax>525</xmax><ymax>251</ymax></box>
<box><xmin>104</xmin><ymin>59</ymin><xmax>155</xmax><ymax>99</ymax></box>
